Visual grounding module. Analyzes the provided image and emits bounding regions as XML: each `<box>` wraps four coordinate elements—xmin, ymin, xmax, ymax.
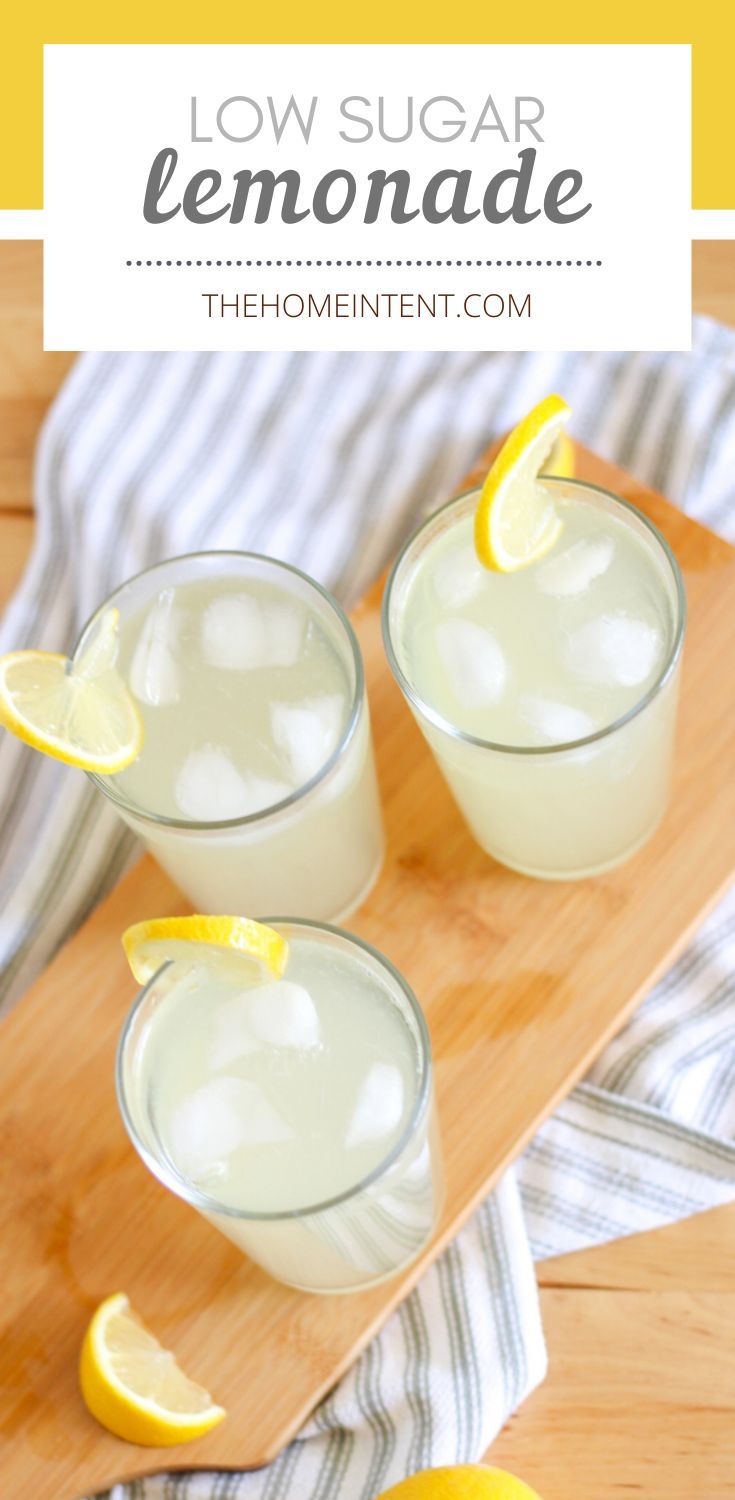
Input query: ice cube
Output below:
<box><xmin>247</xmin><ymin>980</ymin><xmax>322</xmax><ymax>1050</ymax></box>
<box><xmin>238</xmin><ymin>774</ymin><xmax>293</xmax><ymax>814</ymax></box>
<box><xmin>432</xmin><ymin>542</ymin><xmax>485</xmax><ymax>609</ymax></box>
<box><xmin>201</xmin><ymin>593</ymin><xmax>267</xmax><ymax>671</ymax></box>
<box><xmin>175</xmin><ymin>747</ymin><xmax>291</xmax><ymax>821</ymax></box>
<box><xmin>169</xmin><ymin>1076</ymin><xmax>292</xmax><ymax>1181</ymax></box>
<box><xmin>436</xmin><ymin>618</ymin><xmax>507</xmax><ymax>709</ymax></box>
<box><xmin>169</xmin><ymin>1077</ymin><xmax>247</xmax><ymax>1176</ymax></box>
<box><xmin>519</xmin><ymin>694</ymin><xmax>596</xmax><ymax>744</ymax></box>
<box><xmin>202</xmin><ymin>594</ymin><xmax>307</xmax><ymax>671</ymax></box>
<box><xmin>175</xmin><ymin>746</ymin><xmax>251</xmax><ymax>820</ymax></box>
<box><xmin>271</xmin><ymin>695</ymin><xmax>345</xmax><ymax>784</ymax></box>
<box><xmin>346</xmin><ymin>1062</ymin><xmax>404</xmax><ymax>1149</ymax></box>
<box><xmin>262</xmin><ymin>602</ymin><xmax>307</xmax><ymax>668</ymax></box>
<box><xmin>130</xmin><ymin>588</ymin><xmax>181</xmax><ymax>705</ymax></box>
<box><xmin>565</xmin><ymin>612</ymin><xmax>662</xmax><ymax>689</ymax></box>
<box><xmin>208</xmin><ymin>991</ymin><xmax>261</xmax><ymax>1071</ymax></box>
<box><xmin>231</xmin><ymin>1079</ymin><xmax>294</xmax><ymax>1147</ymax></box>
<box><xmin>536</xmin><ymin>537</ymin><xmax>614</xmax><ymax>598</ymax></box>
<box><xmin>209</xmin><ymin>980</ymin><xmax>320</xmax><ymax>1067</ymax></box>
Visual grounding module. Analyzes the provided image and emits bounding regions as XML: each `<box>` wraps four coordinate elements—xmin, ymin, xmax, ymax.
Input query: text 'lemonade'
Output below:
<box><xmin>118</xmin><ymin>923</ymin><xmax>442</xmax><ymax>1292</ymax></box>
<box><xmin>385</xmin><ymin>480</ymin><xmax>685</xmax><ymax>878</ymax></box>
<box><xmin>75</xmin><ymin>554</ymin><xmax>383</xmax><ymax>920</ymax></box>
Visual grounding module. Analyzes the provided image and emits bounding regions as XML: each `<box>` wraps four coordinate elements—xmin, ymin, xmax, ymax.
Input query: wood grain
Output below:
<box><xmin>0</xmin><ymin>511</ymin><xmax>34</xmax><ymax>611</ymax></box>
<box><xmin>540</xmin><ymin>1202</ymin><xmax>735</xmax><ymax>1292</ymax></box>
<box><xmin>1</xmin><ymin>444</ymin><xmax>734</xmax><ymax>1499</ymax></box>
<box><xmin>491</xmin><ymin>1281</ymin><xmax>735</xmax><ymax>1498</ymax></box>
<box><xmin>692</xmin><ymin>240</ymin><xmax>735</xmax><ymax>329</ymax></box>
<box><xmin>489</xmin><ymin>1203</ymin><xmax>735</xmax><ymax>1494</ymax></box>
<box><xmin>0</xmin><ymin>241</ymin><xmax>74</xmax><ymax>513</ymax></box>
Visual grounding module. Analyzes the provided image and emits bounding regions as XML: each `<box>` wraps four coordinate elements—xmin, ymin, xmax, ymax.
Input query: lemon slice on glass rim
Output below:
<box><xmin>122</xmin><ymin>913</ymin><xmax>289</xmax><ymax>986</ymax></box>
<box><xmin>544</xmin><ymin>427</ymin><xmax>575</xmax><ymax>481</ymax></box>
<box><xmin>80</xmin><ymin>1292</ymin><xmax>225</xmax><ymax>1446</ymax></box>
<box><xmin>0</xmin><ymin>607</ymin><xmax>143</xmax><ymax>773</ymax></box>
<box><xmin>474</xmin><ymin>394</ymin><xmax>571</xmax><ymax>572</ymax></box>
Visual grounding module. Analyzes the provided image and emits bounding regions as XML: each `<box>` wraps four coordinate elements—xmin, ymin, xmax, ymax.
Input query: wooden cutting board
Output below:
<box><xmin>2</xmin><ymin>444</ymin><xmax>734</xmax><ymax>1499</ymax></box>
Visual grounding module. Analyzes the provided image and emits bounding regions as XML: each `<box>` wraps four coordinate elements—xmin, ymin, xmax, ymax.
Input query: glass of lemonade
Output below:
<box><xmin>383</xmin><ymin>478</ymin><xmax>686</xmax><ymax>879</ymax></box>
<box><xmin>73</xmin><ymin>553</ymin><xmax>384</xmax><ymax>921</ymax></box>
<box><xmin>117</xmin><ymin>921</ymin><xmax>442</xmax><ymax>1293</ymax></box>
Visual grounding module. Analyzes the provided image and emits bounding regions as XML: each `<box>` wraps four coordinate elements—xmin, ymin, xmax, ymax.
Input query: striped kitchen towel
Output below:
<box><xmin>0</xmin><ymin>331</ymin><xmax>734</xmax><ymax>1499</ymax></box>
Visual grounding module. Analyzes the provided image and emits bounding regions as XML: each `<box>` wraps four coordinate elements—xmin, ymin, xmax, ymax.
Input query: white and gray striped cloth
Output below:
<box><xmin>1</xmin><ymin>331</ymin><xmax>734</xmax><ymax>1500</ymax></box>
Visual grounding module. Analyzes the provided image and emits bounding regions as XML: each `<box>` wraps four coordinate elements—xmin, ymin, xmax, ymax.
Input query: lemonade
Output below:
<box><xmin>73</xmin><ymin>554</ymin><xmax>384</xmax><ymax>920</ymax></box>
<box><xmin>117</xmin><ymin>922</ymin><xmax>442</xmax><ymax>1293</ymax></box>
<box><xmin>383</xmin><ymin>479</ymin><xmax>686</xmax><ymax>878</ymax></box>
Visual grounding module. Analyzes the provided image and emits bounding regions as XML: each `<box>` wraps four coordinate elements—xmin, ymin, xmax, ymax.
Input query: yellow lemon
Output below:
<box><xmin>474</xmin><ymin>394</ymin><xmax>571</xmax><ymax>572</ymax></box>
<box><xmin>0</xmin><ymin>607</ymin><xmax>143</xmax><ymax>773</ymax></box>
<box><xmin>79</xmin><ymin>1292</ymin><xmax>225</xmax><ymax>1446</ymax></box>
<box><xmin>122</xmin><ymin>913</ymin><xmax>289</xmax><ymax>986</ymax></box>
<box><xmin>376</xmin><ymin>1466</ymin><xmax>542</xmax><ymax>1500</ymax></box>
<box><xmin>543</xmin><ymin>429</ymin><xmax>575</xmax><ymax>480</ymax></box>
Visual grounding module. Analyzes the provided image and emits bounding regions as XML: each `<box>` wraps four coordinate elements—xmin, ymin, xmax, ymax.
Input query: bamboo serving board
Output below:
<box><xmin>2</xmin><ymin>445</ymin><xmax>735</xmax><ymax>1499</ymax></box>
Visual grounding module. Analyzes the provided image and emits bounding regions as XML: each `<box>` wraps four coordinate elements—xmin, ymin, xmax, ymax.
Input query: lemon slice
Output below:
<box><xmin>543</xmin><ymin>428</ymin><xmax>575</xmax><ymax>480</ymax></box>
<box><xmin>0</xmin><ymin>608</ymin><xmax>143</xmax><ymax>773</ymax></box>
<box><xmin>122</xmin><ymin>914</ymin><xmax>289</xmax><ymax>986</ymax></box>
<box><xmin>74</xmin><ymin>605</ymin><xmax>121</xmax><ymax>679</ymax></box>
<box><xmin>474</xmin><ymin>394</ymin><xmax>571</xmax><ymax>571</ymax></box>
<box><xmin>80</xmin><ymin>1292</ymin><xmax>225</xmax><ymax>1446</ymax></box>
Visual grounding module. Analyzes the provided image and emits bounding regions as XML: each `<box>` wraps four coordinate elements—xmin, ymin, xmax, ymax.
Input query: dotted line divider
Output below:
<box><xmin>125</xmin><ymin>257</ymin><xmax>604</xmax><ymax>269</ymax></box>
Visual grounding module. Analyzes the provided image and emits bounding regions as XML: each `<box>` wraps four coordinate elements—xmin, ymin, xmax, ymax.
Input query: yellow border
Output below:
<box><xmin>0</xmin><ymin>8</ymin><xmax>725</xmax><ymax>208</ymax></box>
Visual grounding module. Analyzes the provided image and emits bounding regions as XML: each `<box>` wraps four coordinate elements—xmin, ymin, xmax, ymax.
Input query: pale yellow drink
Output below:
<box><xmin>383</xmin><ymin>479</ymin><xmax>685</xmax><ymax>878</ymax></box>
<box><xmin>117</xmin><ymin>922</ymin><xmax>442</xmax><ymax>1292</ymax></box>
<box><xmin>74</xmin><ymin>554</ymin><xmax>384</xmax><ymax>920</ymax></box>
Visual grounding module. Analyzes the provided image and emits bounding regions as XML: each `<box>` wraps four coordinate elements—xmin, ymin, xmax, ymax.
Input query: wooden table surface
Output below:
<box><xmin>2</xmin><ymin>239</ymin><xmax>734</xmax><ymax>1497</ymax></box>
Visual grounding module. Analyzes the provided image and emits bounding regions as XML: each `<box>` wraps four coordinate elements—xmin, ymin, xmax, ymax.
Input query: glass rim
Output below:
<box><xmin>72</xmin><ymin>549</ymin><xmax>365</xmax><ymax>830</ymax></box>
<box><xmin>115</xmin><ymin>917</ymin><xmax>433</xmax><ymax>1223</ymax></box>
<box><xmin>381</xmin><ymin>477</ymin><xmax>687</xmax><ymax>758</ymax></box>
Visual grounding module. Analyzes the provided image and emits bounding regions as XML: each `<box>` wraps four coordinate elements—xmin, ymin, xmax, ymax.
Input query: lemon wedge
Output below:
<box><xmin>376</xmin><ymin>1465</ymin><xmax>542</xmax><ymax>1499</ymax></box>
<box><xmin>122</xmin><ymin>914</ymin><xmax>289</xmax><ymax>986</ymax></box>
<box><xmin>80</xmin><ymin>1292</ymin><xmax>225</xmax><ymax>1446</ymax></box>
<box><xmin>0</xmin><ymin>608</ymin><xmax>143</xmax><ymax>773</ymax></box>
<box><xmin>474</xmin><ymin>394</ymin><xmax>571</xmax><ymax>572</ymax></box>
